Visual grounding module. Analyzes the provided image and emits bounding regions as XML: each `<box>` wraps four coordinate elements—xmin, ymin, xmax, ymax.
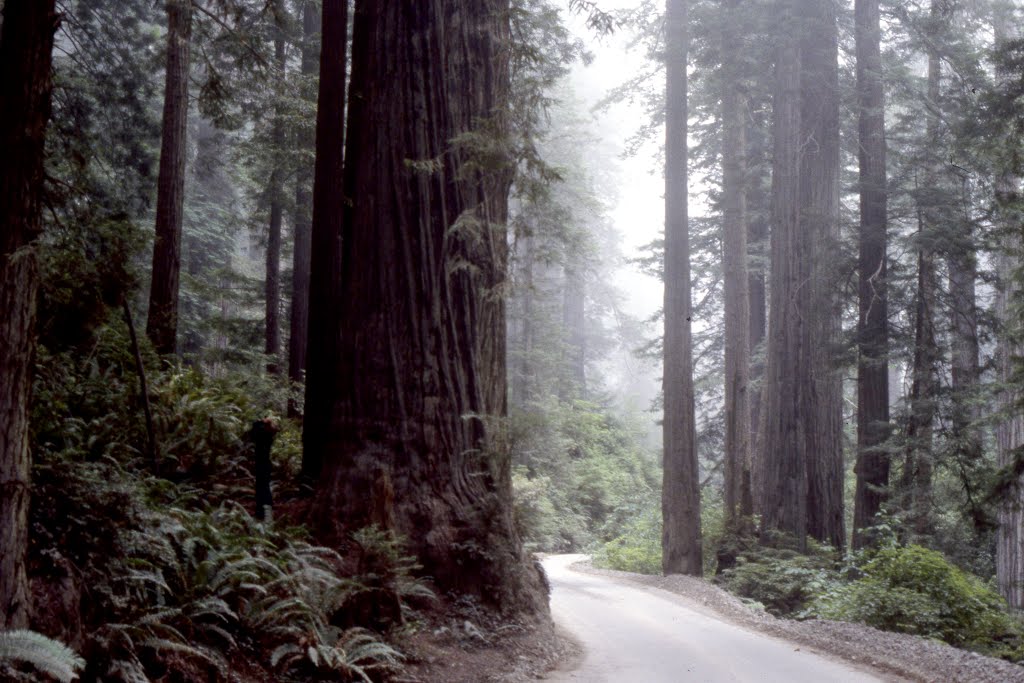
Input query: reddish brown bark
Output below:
<box><xmin>663</xmin><ymin>0</ymin><xmax>702</xmax><ymax>575</ymax></box>
<box><xmin>852</xmin><ymin>0</ymin><xmax>891</xmax><ymax>547</ymax></box>
<box><xmin>308</xmin><ymin>0</ymin><xmax>547</xmax><ymax>612</ymax></box>
<box><xmin>146</xmin><ymin>0</ymin><xmax>192</xmax><ymax>356</ymax></box>
<box><xmin>0</xmin><ymin>0</ymin><xmax>58</xmax><ymax>629</ymax></box>
<box><xmin>288</xmin><ymin>0</ymin><xmax>319</xmax><ymax>416</ymax></box>
<box><xmin>301</xmin><ymin>0</ymin><xmax>347</xmax><ymax>481</ymax></box>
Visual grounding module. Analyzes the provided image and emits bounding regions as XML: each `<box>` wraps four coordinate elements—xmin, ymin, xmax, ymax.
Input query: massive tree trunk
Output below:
<box><xmin>309</xmin><ymin>0</ymin><xmax>547</xmax><ymax>612</ymax></box>
<box><xmin>289</xmin><ymin>0</ymin><xmax>319</xmax><ymax>416</ymax></box>
<box><xmin>993</xmin><ymin>4</ymin><xmax>1023</xmax><ymax>609</ymax></box>
<box><xmin>759</xmin><ymin>0</ymin><xmax>807</xmax><ymax>547</ymax></box>
<box><xmin>721</xmin><ymin>0</ymin><xmax>753</xmax><ymax>525</ymax></box>
<box><xmin>146</xmin><ymin>0</ymin><xmax>192</xmax><ymax>356</ymax></box>
<box><xmin>301</xmin><ymin>0</ymin><xmax>347</xmax><ymax>481</ymax></box>
<box><xmin>0</xmin><ymin>0</ymin><xmax>57</xmax><ymax>629</ymax></box>
<box><xmin>265</xmin><ymin>0</ymin><xmax>287</xmax><ymax>373</ymax></box>
<box><xmin>663</xmin><ymin>0</ymin><xmax>702</xmax><ymax>576</ymax></box>
<box><xmin>800</xmin><ymin>0</ymin><xmax>844</xmax><ymax>550</ymax></box>
<box><xmin>852</xmin><ymin>0</ymin><xmax>891</xmax><ymax>548</ymax></box>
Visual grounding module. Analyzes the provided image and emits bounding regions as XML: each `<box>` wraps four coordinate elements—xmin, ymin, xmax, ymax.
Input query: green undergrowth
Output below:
<box><xmin>18</xmin><ymin>319</ymin><xmax>427</xmax><ymax>682</ymax></box>
<box><xmin>511</xmin><ymin>397</ymin><xmax>660</xmax><ymax>555</ymax></box>
<box><xmin>713</xmin><ymin>527</ymin><xmax>1024</xmax><ymax>662</ymax></box>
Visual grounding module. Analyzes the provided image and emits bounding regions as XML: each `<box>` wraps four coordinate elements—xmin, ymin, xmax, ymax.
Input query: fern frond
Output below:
<box><xmin>0</xmin><ymin>629</ymin><xmax>85</xmax><ymax>682</ymax></box>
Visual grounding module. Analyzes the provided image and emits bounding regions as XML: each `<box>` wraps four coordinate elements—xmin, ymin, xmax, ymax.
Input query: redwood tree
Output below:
<box><xmin>721</xmin><ymin>0</ymin><xmax>753</xmax><ymax>526</ymax></box>
<box><xmin>852</xmin><ymin>0</ymin><xmax>891</xmax><ymax>547</ymax></box>
<box><xmin>307</xmin><ymin>0</ymin><xmax>547</xmax><ymax>611</ymax></box>
<box><xmin>301</xmin><ymin>0</ymin><xmax>347</xmax><ymax>481</ymax></box>
<box><xmin>288</xmin><ymin>0</ymin><xmax>319</xmax><ymax>416</ymax></box>
<box><xmin>800</xmin><ymin>0</ymin><xmax>844</xmax><ymax>550</ymax></box>
<box><xmin>759</xmin><ymin>0</ymin><xmax>806</xmax><ymax>546</ymax></box>
<box><xmin>264</xmin><ymin>0</ymin><xmax>287</xmax><ymax>372</ymax></box>
<box><xmin>0</xmin><ymin>0</ymin><xmax>58</xmax><ymax>629</ymax></box>
<box><xmin>146</xmin><ymin>0</ymin><xmax>192</xmax><ymax>355</ymax></box>
<box><xmin>663</xmin><ymin>0</ymin><xmax>702</xmax><ymax>575</ymax></box>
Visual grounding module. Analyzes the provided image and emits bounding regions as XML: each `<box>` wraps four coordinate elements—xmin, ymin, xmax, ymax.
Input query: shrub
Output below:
<box><xmin>716</xmin><ymin>541</ymin><xmax>838</xmax><ymax>616</ymax></box>
<box><xmin>807</xmin><ymin>545</ymin><xmax>1022</xmax><ymax>657</ymax></box>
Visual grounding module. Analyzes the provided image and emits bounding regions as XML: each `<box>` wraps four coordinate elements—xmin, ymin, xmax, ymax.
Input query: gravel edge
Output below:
<box><xmin>569</xmin><ymin>559</ymin><xmax>1024</xmax><ymax>683</ymax></box>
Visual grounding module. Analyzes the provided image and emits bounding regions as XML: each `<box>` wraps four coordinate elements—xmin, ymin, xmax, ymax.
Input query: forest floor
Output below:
<box><xmin>554</xmin><ymin>556</ymin><xmax>1024</xmax><ymax>683</ymax></box>
<box><xmin>396</xmin><ymin>609</ymin><xmax>578</xmax><ymax>683</ymax></box>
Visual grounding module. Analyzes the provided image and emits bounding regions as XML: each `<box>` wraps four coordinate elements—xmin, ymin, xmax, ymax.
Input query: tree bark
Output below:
<box><xmin>663</xmin><ymin>0</ymin><xmax>702</xmax><ymax>576</ymax></box>
<box><xmin>759</xmin><ymin>0</ymin><xmax>807</xmax><ymax>548</ymax></box>
<box><xmin>721</xmin><ymin>0</ymin><xmax>753</xmax><ymax>525</ymax></box>
<box><xmin>309</xmin><ymin>0</ymin><xmax>547</xmax><ymax>613</ymax></box>
<box><xmin>0</xmin><ymin>0</ymin><xmax>57</xmax><ymax>629</ymax></box>
<box><xmin>288</xmin><ymin>0</ymin><xmax>319</xmax><ymax>416</ymax></box>
<box><xmin>146</xmin><ymin>0</ymin><xmax>192</xmax><ymax>356</ymax></box>
<box><xmin>852</xmin><ymin>0</ymin><xmax>891</xmax><ymax>548</ymax></box>
<box><xmin>800</xmin><ymin>0</ymin><xmax>844</xmax><ymax>550</ymax></box>
<box><xmin>265</xmin><ymin>0</ymin><xmax>287</xmax><ymax>374</ymax></box>
<box><xmin>993</xmin><ymin>4</ymin><xmax>1023</xmax><ymax>608</ymax></box>
<box><xmin>301</xmin><ymin>0</ymin><xmax>348</xmax><ymax>481</ymax></box>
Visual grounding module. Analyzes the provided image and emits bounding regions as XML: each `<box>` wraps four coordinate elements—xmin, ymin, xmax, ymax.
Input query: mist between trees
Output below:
<box><xmin>3</xmin><ymin>0</ymin><xmax>1024</xmax><ymax>680</ymax></box>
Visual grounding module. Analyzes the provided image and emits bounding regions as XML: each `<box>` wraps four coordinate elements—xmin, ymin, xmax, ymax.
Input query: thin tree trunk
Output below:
<box><xmin>265</xmin><ymin>0</ymin><xmax>287</xmax><ymax>374</ymax></box>
<box><xmin>301</xmin><ymin>0</ymin><xmax>348</xmax><ymax>481</ymax></box>
<box><xmin>852</xmin><ymin>0</ymin><xmax>891</xmax><ymax>548</ymax></box>
<box><xmin>309</xmin><ymin>0</ymin><xmax>548</xmax><ymax>612</ymax></box>
<box><xmin>288</xmin><ymin>1</ymin><xmax>319</xmax><ymax>417</ymax></box>
<box><xmin>146</xmin><ymin>0</ymin><xmax>192</xmax><ymax>356</ymax></box>
<box><xmin>0</xmin><ymin>0</ymin><xmax>57</xmax><ymax>629</ymax></box>
<box><xmin>905</xmin><ymin>1</ymin><xmax>943</xmax><ymax>537</ymax></box>
<box><xmin>561</xmin><ymin>264</ymin><xmax>586</xmax><ymax>401</ymax></box>
<box><xmin>123</xmin><ymin>300</ymin><xmax>158</xmax><ymax>469</ymax></box>
<box><xmin>721</xmin><ymin>0</ymin><xmax>752</xmax><ymax>526</ymax></box>
<box><xmin>947</xmin><ymin>196</ymin><xmax>983</xmax><ymax>526</ymax></box>
<box><xmin>760</xmin><ymin>0</ymin><xmax>806</xmax><ymax>548</ymax></box>
<box><xmin>513</xmin><ymin>233</ymin><xmax>535</xmax><ymax>405</ymax></box>
<box><xmin>800</xmin><ymin>0</ymin><xmax>844</xmax><ymax>550</ymax></box>
<box><xmin>663</xmin><ymin>0</ymin><xmax>702</xmax><ymax>576</ymax></box>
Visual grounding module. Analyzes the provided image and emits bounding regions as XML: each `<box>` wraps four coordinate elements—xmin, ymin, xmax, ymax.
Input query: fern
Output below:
<box><xmin>0</xmin><ymin>630</ymin><xmax>85</xmax><ymax>682</ymax></box>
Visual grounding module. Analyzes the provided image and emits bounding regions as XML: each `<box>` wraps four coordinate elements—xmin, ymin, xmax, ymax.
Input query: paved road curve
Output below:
<box><xmin>542</xmin><ymin>555</ymin><xmax>883</xmax><ymax>683</ymax></box>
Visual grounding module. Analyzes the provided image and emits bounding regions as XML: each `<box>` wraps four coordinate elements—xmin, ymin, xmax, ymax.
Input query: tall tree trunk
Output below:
<box><xmin>309</xmin><ymin>0</ymin><xmax>547</xmax><ymax>612</ymax></box>
<box><xmin>561</xmin><ymin>264</ymin><xmax>586</xmax><ymax>401</ymax></box>
<box><xmin>993</xmin><ymin>4</ymin><xmax>1023</xmax><ymax>609</ymax></box>
<box><xmin>852</xmin><ymin>0</ymin><xmax>891</xmax><ymax>548</ymax></box>
<box><xmin>760</xmin><ymin>0</ymin><xmax>807</xmax><ymax>548</ymax></box>
<box><xmin>0</xmin><ymin>0</ymin><xmax>57</xmax><ymax>629</ymax></box>
<box><xmin>265</xmin><ymin>0</ymin><xmax>287</xmax><ymax>374</ymax></box>
<box><xmin>146</xmin><ymin>0</ymin><xmax>192</xmax><ymax>356</ymax></box>
<box><xmin>905</xmin><ymin>1</ymin><xmax>943</xmax><ymax>537</ymax></box>
<box><xmin>800</xmin><ymin>0</ymin><xmax>844</xmax><ymax>550</ymax></box>
<box><xmin>301</xmin><ymin>0</ymin><xmax>348</xmax><ymax>481</ymax></box>
<box><xmin>721</xmin><ymin>0</ymin><xmax>752</xmax><ymax>525</ymax></box>
<box><xmin>747</xmin><ymin>120</ymin><xmax>768</xmax><ymax>515</ymax></box>
<box><xmin>289</xmin><ymin>1</ymin><xmax>319</xmax><ymax>416</ymax></box>
<box><xmin>663</xmin><ymin>0</ymin><xmax>702</xmax><ymax>576</ymax></box>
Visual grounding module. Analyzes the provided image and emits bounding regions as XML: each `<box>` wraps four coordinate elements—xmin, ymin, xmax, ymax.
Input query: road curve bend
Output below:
<box><xmin>542</xmin><ymin>554</ymin><xmax>884</xmax><ymax>683</ymax></box>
